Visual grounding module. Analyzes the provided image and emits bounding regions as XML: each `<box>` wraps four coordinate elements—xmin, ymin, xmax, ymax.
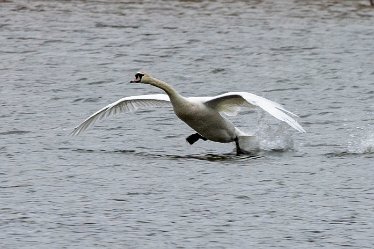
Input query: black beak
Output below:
<box><xmin>130</xmin><ymin>77</ymin><xmax>139</xmax><ymax>83</ymax></box>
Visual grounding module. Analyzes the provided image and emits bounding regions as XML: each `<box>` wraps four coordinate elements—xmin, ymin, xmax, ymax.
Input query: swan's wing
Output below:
<box><xmin>203</xmin><ymin>92</ymin><xmax>306</xmax><ymax>133</ymax></box>
<box><xmin>188</xmin><ymin>96</ymin><xmax>247</xmax><ymax>116</ymax></box>
<box><xmin>71</xmin><ymin>94</ymin><xmax>171</xmax><ymax>135</ymax></box>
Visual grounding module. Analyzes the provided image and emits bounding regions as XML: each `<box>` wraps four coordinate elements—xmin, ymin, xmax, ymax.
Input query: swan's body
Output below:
<box><xmin>72</xmin><ymin>72</ymin><xmax>305</xmax><ymax>154</ymax></box>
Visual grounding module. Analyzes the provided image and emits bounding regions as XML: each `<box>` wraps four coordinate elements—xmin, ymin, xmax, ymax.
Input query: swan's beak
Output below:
<box><xmin>130</xmin><ymin>78</ymin><xmax>139</xmax><ymax>83</ymax></box>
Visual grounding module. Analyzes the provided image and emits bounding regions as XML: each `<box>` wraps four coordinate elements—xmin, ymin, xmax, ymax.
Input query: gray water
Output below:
<box><xmin>1</xmin><ymin>0</ymin><xmax>374</xmax><ymax>248</ymax></box>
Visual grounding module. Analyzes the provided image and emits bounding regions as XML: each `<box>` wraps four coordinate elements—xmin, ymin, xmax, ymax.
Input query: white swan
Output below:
<box><xmin>72</xmin><ymin>72</ymin><xmax>305</xmax><ymax>155</ymax></box>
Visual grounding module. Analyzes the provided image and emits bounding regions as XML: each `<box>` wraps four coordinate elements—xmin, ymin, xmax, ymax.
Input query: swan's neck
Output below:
<box><xmin>148</xmin><ymin>77</ymin><xmax>181</xmax><ymax>99</ymax></box>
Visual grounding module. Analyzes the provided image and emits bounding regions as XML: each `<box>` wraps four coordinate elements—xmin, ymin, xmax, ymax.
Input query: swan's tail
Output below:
<box><xmin>235</xmin><ymin>128</ymin><xmax>260</xmax><ymax>152</ymax></box>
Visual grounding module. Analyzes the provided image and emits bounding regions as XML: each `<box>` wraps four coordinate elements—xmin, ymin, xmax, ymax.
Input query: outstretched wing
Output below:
<box><xmin>203</xmin><ymin>92</ymin><xmax>306</xmax><ymax>133</ymax></box>
<box><xmin>71</xmin><ymin>94</ymin><xmax>171</xmax><ymax>135</ymax></box>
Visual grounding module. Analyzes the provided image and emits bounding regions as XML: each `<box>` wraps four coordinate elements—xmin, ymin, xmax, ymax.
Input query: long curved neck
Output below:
<box><xmin>147</xmin><ymin>77</ymin><xmax>191</xmax><ymax>115</ymax></box>
<box><xmin>148</xmin><ymin>77</ymin><xmax>181</xmax><ymax>99</ymax></box>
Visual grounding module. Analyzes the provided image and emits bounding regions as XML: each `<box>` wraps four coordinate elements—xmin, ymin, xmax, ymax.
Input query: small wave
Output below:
<box><xmin>0</xmin><ymin>130</ymin><xmax>31</xmax><ymax>136</ymax></box>
<box><xmin>72</xmin><ymin>97</ymin><xmax>101</xmax><ymax>103</ymax></box>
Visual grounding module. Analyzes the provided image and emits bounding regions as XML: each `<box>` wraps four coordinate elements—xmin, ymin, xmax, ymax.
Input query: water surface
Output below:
<box><xmin>1</xmin><ymin>0</ymin><xmax>373</xmax><ymax>248</ymax></box>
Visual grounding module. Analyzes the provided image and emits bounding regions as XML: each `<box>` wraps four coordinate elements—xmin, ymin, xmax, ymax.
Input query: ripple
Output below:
<box><xmin>0</xmin><ymin>130</ymin><xmax>31</xmax><ymax>136</ymax></box>
<box><xmin>0</xmin><ymin>184</ymin><xmax>32</xmax><ymax>189</ymax></box>
<box><xmin>72</xmin><ymin>97</ymin><xmax>101</xmax><ymax>103</ymax></box>
<box><xmin>95</xmin><ymin>23</ymin><xmax>139</xmax><ymax>29</ymax></box>
<box><xmin>264</xmin><ymin>87</ymin><xmax>301</xmax><ymax>93</ymax></box>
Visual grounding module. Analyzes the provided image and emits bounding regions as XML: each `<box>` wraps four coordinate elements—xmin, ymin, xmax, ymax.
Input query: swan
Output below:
<box><xmin>72</xmin><ymin>72</ymin><xmax>305</xmax><ymax>155</ymax></box>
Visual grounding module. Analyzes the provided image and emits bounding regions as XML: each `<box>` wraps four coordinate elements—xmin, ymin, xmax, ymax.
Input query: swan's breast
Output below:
<box><xmin>173</xmin><ymin>101</ymin><xmax>207</xmax><ymax>121</ymax></box>
<box><xmin>174</xmin><ymin>102</ymin><xmax>236</xmax><ymax>142</ymax></box>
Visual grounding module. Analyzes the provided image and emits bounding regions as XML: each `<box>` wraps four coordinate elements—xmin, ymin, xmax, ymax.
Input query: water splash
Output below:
<box><xmin>240</xmin><ymin>112</ymin><xmax>294</xmax><ymax>152</ymax></box>
<box><xmin>256</xmin><ymin>124</ymin><xmax>295</xmax><ymax>151</ymax></box>
<box><xmin>347</xmin><ymin>132</ymin><xmax>374</xmax><ymax>154</ymax></box>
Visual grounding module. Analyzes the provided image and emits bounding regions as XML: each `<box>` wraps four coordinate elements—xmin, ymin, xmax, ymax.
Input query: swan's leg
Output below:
<box><xmin>186</xmin><ymin>133</ymin><xmax>207</xmax><ymax>145</ymax></box>
<box><xmin>234</xmin><ymin>137</ymin><xmax>244</xmax><ymax>155</ymax></box>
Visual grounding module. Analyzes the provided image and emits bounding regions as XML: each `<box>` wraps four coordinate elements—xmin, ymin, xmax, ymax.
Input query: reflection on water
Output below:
<box><xmin>72</xmin><ymin>148</ymin><xmax>262</xmax><ymax>161</ymax></box>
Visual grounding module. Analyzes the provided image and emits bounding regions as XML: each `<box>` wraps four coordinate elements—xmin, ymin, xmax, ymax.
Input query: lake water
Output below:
<box><xmin>1</xmin><ymin>0</ymin><xmax>373</xmax><ymax>248</ymax></box>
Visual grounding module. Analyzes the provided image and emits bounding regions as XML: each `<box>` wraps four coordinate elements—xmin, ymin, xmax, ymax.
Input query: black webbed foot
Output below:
<box><xmin>186</xmin><ymin>133</ymin><xmax>207</xmax><ymax>145</ymax></box>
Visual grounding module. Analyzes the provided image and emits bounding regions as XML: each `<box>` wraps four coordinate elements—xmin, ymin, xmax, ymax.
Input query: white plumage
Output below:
<box><xmin>72</xmin><ymin>72</ymin><xmax>305</xmax><ymax>154</ymax></box>
<box><xmin>71</xmin><ymin>94</ymin><xmax>170</xmax><ymax>135</ymax></box>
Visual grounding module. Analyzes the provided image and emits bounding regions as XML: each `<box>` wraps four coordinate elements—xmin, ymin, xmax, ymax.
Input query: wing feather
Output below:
<box><xmin>204</xmin><ymin>92</ymin><xmax>305</xmax><ymax>133</ymax></box>
<box><xmin>71</xmin><ymin>94</ymin><xmax>170</xmax><ymax>135</ymax></box>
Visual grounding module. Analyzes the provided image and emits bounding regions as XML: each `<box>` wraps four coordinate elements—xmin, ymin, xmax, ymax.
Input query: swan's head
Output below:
<box><xmin>130</xmin><ymin>72</ymin><xmax>152</xmax><ymax>84</ymax></box>
<box><xmin>130</xmin><ymin>71</ymin><xmax>173</xmax><ymax>94</ymax></box>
